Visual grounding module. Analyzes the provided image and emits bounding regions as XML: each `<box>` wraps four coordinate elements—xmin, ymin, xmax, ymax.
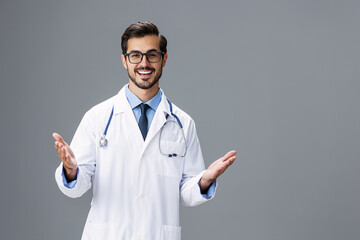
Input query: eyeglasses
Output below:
<box><xmin>124</xmin><ymin>50</ymin><xmax>164</xmax><ymax>64</ymax></box>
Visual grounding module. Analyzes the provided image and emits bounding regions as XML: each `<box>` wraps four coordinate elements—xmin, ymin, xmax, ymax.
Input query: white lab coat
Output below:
<box><xmin>55</xmin><ymin>85</ymin><xmax>217</xmax><ymax>240</ymax></box>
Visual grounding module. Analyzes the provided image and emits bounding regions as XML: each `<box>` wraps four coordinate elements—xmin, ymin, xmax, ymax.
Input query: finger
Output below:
<box><xmin>221</xmin><ymin>150</ymin><xmax>237</xmax><ymax>162</ymax></box>
<box><xmin>58</xmin><ymin>143</ymin><xmax>64</xmax><ymax>154</ymax></box>
<box><xmin>57</xmin><ymin>146</ymin><xmax>62</xmax><ymax>157</ymax></box>
<box><xmin>55</xmin><ymin>141</ymin><xmax>62</xmax><ymax>150</ymax></box>
<box><xmin>225</xmin><ymin>156</ymin><xmax>237</xmax><ymax>163</ymax></box>
<box><xmin>65</xmin><ymin>154</ymin><xmax>77</xmax><ymax>170</ymax></box>
<box><xmin>227</xmin><ymin>156</ymin><xmax>236</xmax><ymax>166</ymax></box>
<box><xmin>59</xmin><ymin>147</ymin><xmax>64</xmax><ymax>161</ymax></box>
<box><xmin>59</xmin><ymin>143</ymin><xmax>65</xmax><ymax>148</ymax></box>
<box><xmin>63</xmin><ymin>144</ymin><xmax>75</xmax><ymax>158</ymax></box>
<box><xmin>53</xmin><ymin>132</ymin><xmax>62</xmax><ymax>141</ymax></box>
<box><xmin>62</xmin><ymin>146</ymin><xmax>72</xmax><ymax>161</ymax></box>
<box><xmin>220</xmin><ymin>156</ymin><xmax>236</xmax><ymax>169</ymax></box>
<box><xmin>65</xmin><ymin>154</ymin><xmax>70</xmax><ymax>164</ymax></box>
<box><xmin>56</xmin><ymin>142</ymin><xmax>63</xmax><ymax>154</ymax></box>
<box><xmin>60</xmin><ymin>147</ymin><xmax>67</xmax><ymax>162</ymax></box>
<box><xmin>53</xmin><ymin>133</ymin><xmax>67</xmax><ymax>146</ymax></box>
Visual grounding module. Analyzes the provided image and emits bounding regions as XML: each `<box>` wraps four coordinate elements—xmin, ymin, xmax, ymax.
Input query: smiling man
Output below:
<box><xmin>123</xmin><ymin>35</ymin><xmax>166</xmax><ymax>90</ymax></box>
<box><xmin>53</xmin><ymin>21</ymin><xmax>236</xmax><ymax>240</ymax></box>
<box><xmin>122</xmin><ymin>32</ymin><xmax>167</xmax><ymax>103</ymax></box>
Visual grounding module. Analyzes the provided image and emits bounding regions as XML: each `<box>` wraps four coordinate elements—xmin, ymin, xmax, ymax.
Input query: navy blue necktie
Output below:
<box><xmin>139</xmin><ymin>103</ymin><xmax>150</xmax><ymax>140</ymax></box>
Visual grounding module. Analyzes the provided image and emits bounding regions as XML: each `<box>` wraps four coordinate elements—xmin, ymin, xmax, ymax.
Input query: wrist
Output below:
<box><xmin>202</xmin><ymin>170</ymin><xmax>216</xmax><ymax>183</ymax></box>
<box><xmin>200</xmin><ymin>177</ymin><xmax>214</xmax><ymax>185</ymax></box>
<box><xmin>63</xmin><ymin>166</ymin><xmax>77</xmax><ymax>181</ymax></box>
<box><xmin>200</xmin><ymin>176</ymin><xmax>214</xmax><ymax>188</ymax></box>
<box><xmin>199</xmin><ymin>177</ymin><xmax>214</xmax><ymax>194</ymax></box>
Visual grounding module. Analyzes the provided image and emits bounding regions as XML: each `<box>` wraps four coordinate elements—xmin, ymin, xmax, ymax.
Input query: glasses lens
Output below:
<box><xmin>146</xmin><ymin>51</ymin><xmax>161</xmax><ymax>63</ymax></box>
<box><xmin>129</xmin><ymin>52</ymin><xmax>142</xmax><ymax>63</ymax></box>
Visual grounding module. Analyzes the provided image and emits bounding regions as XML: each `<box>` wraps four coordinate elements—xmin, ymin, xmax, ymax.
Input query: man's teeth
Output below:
<box><xmin>138</xmin><ymin>71</ymin><xmax>152</xmax><ymax>74</ymax></box>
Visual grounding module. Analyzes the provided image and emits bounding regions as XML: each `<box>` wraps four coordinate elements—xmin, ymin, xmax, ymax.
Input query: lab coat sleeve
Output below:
<box><xmin>55</xmin><ymin>111</ymin><xmax>96</xmax><ymax>198</ymax></box>
<box><xmin>180</xmin><ymin>119</ymin><xmax>217</xmax><ymax>206</ymax></box>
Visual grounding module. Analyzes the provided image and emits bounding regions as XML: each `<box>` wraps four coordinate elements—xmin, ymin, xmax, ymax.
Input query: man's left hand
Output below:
<box><xmin>200</xmin><ymin>150</ymin><xmax>237</xmax><ymax>193</ymax></box>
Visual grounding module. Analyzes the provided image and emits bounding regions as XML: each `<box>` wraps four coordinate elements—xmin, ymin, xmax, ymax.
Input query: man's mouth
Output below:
<box><xmin>136</xmin><ymin>68</ymin><xmax>154</xmax><ymax>78</ymax></box>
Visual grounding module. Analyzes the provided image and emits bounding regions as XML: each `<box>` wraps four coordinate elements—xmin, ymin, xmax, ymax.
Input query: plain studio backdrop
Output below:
<box><xmin>1</xmin><ymin>0</ymin><xmax>359</xmax><ymax>239</ymax></box>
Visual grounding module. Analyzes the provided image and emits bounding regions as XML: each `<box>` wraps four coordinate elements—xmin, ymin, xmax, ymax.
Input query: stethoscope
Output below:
<box><xmin>99</xmin><ymin>98</ymin><xmax>186</xmax><ymax>157</ymax></box>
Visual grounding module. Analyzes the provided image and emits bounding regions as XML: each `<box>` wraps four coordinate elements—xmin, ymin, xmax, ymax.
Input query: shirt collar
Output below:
<box><xmin>125</xmin><ymin>84</ymin><xmax>162</xmax><ymax>111</ymax></box>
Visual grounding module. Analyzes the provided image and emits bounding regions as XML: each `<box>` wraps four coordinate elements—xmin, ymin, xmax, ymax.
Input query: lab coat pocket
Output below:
<box><xmin>157</xmin><ymin>141</ymin><xmax>185</xmax><ymax>179</ymax></box>
<box><xmin>159</xmin><ymin>140</ymin><xmax>186</xmax><ymax>157</ymax></box>
<box><xmin>161</xmin><ymin>225</ymin><xmax>181</xmax><ymax>240</ymax></box>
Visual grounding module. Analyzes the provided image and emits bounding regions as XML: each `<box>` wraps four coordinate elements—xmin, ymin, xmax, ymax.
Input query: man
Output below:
<box><xmin>53</xmin><ymin>21</ymin><xmax>236</xmax><ymax>240</ymax></box>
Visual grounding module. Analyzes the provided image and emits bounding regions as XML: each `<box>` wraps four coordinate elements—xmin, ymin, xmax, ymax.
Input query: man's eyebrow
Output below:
<box><xmin>129</xmin><ymin>50</ymin><xmax>141</xmax><ymax>53</ymax></box>
<box><xmin>129</xmin><ymin>49</ymin><xmax>158</xmax><ymax>53</ymax></box>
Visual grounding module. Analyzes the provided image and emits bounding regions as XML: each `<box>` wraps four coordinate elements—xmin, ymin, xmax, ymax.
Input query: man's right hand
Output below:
<box><xmin>53</xmin><ymin>132</ymin><xmax>78</xmax><ymax>182</ymax></box>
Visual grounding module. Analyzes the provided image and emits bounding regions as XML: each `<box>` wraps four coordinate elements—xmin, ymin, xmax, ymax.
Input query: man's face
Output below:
<box><xmin>121</xmin><ymin>35</ymin><xmax>168</xmax><ymax>90</ymax></box>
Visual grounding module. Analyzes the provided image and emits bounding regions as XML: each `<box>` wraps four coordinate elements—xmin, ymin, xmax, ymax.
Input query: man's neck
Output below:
<box><xmin>128</xmin><ymin>82</ymin><xmax>159</xmax><ymax>102</ymax></box>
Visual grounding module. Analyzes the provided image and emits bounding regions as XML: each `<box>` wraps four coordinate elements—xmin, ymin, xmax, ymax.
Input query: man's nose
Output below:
<box><xmin>139</xmin><ymin>55</ymin><xmax>150</xmax><ymax>66</ymax></box>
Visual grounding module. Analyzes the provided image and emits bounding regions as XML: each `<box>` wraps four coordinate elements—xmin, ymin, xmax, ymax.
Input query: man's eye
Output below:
<box><xmin>147</xmin><ymin>51</ymin><xmax>158</xmax><ymax>56</ymax></box>
<box><xmin>131</xmin><ymin>53</ymin><xmax>141</xmax><ymax>58</ymax></box>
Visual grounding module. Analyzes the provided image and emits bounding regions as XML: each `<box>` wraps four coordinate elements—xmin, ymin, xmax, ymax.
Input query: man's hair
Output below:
<box><xmin>121</xmin><ymin>21</ymin><xmax>167</xmax><ymax>54</ymax></box>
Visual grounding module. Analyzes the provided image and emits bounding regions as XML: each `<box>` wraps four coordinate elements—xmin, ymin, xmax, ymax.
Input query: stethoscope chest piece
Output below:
<box><xmin>99</xmin><ymin>106</ymin><xmax>114</xmax><ymax>148</ymax></box>
<box><xmin>99</xmin><ymin>135</ymin><xmax>108</xmax><ymax>148</ymax></box>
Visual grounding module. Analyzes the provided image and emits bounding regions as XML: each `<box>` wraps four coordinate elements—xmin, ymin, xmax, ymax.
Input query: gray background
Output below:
<box><xmin>1</xmin><ymin>0</ymin><xmax>359</xmax><ymax>239</ymax></box>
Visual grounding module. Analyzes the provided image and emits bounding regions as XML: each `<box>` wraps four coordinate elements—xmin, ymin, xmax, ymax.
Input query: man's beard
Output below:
<box><xmin>128</xmin><ymin>66</ymin><xmax>163</xmax><ymax>90</ymax></box>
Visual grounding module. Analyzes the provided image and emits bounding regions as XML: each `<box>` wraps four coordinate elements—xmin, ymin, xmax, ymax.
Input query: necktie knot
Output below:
<box><xmin>140</xmin><ymin>103</ymin><xmax>150</xmax><ymax>114</ymax></box>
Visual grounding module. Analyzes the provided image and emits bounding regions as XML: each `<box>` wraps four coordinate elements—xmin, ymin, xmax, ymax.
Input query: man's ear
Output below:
<box><xmin>162</xmin><ymin>52</ymin><xmax>168</xmax><ymax>68</ymax></box>
<box><xmin>121</xmin><ymin>54</ymin><xmax>128</xmax><ymax>69</ymax></box>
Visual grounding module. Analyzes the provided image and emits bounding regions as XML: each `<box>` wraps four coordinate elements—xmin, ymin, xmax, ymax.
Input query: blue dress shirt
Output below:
<box><xmin>125</xmin><ymin>84</ymin><xmax>162</xmax><ymax>129</ymax></box>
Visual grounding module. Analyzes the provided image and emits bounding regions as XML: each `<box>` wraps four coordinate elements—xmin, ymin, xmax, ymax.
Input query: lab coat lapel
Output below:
<box><xmin>143</xmin><ymin>91</ymin><xmax>170</xmax><ymax>147</ymax></box>
<box><xmin>115</xmin><ymin>87</ymin><xmax>145</xmax><ymax>147</ymax></box>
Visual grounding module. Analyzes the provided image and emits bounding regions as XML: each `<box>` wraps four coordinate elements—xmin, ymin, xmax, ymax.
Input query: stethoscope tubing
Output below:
<box><xmin>103</xmin><ymin>106</ymin><xmax>114</xmax><ymax>136</ymax></box>
<box><xmin>100</xmin><ymin>98</ymin><xmax>183</xmax><ymax>150</ymax></box>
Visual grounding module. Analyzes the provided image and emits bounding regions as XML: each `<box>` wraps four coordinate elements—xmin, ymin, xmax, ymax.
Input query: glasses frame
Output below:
<box><xmin>124</xmin><ymin>50</ymin><xmax>165</xmax><ymax>64</ymax></box>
